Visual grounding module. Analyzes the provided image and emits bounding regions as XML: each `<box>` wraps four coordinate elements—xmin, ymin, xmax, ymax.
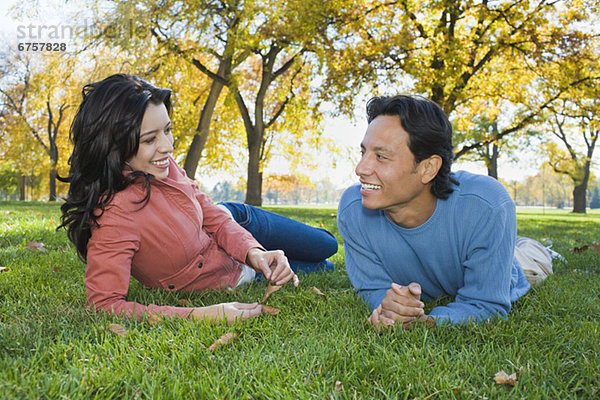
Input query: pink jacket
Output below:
<box><xmin>85</xmin><ymin>157</ymin><xmax>262</xmax><ymax>319</ymax></box>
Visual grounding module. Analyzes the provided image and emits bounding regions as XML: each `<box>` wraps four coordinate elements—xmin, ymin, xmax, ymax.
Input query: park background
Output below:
<box><xmin>1</xmin><ymin>1</ymin><xmax>600</xmax><ymax>398</ymax></box>
<box><xmin>0</xmin><ymin>0</ymin><xmax>598</xmax><ymax>212</ymax></box>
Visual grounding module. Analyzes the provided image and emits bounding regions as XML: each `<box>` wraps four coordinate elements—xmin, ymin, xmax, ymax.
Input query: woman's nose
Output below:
<box><xmin>159</xmin><ymin>132</ymin><xmax>174</xmax><ymax>152</ymax></box>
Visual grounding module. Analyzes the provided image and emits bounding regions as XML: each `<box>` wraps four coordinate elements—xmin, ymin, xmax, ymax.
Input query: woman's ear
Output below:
<box><xmin>418</xmin><ymin>155</ymin><xmax>442</xmax><ymax>184</ymax></box>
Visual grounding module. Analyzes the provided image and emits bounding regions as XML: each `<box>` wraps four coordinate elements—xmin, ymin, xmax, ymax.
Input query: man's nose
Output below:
<box><xmin>355</xmin><ymin>155</ymin><xmax>371</xmax><ymax>176</ymax></box>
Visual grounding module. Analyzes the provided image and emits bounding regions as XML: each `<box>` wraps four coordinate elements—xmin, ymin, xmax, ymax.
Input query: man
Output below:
<box><xmin>337</xmin><ymin>95</ymin><xmax>547</xmax><ymax>327</ymax></box>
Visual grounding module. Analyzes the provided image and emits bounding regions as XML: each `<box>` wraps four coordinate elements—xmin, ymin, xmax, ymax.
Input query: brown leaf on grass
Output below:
<box><xmin>208</xmin><ymin>332</ymin><xmax>238</xmax><ymax>351</ymax></box>
<box><xmin>49</xmin><ymin>218</ymin><xmax>56</xmax><ymax>226</ymax></box>
<box><xmin>593</xmin><ymin>242</ymin><xmax>600</xmax><ymax>254</ymax></box>
<box><xmin>53</xmin><ymin>267</ymin><xmax>61</xmax><ymax>272</ymax></box>
<box><xmin>147</xmin><ymin>313</ymin><xmax>161</xmax><ymax>326</ymax></box>
<box><xmin>311</xmin><ymin>286</ymin><xmax>327</xmax><ymax>301</ymax></box>
<box><xmin>108</xmin><ymin>323</ymin><xmax>128</xmax><ymax>336</ymax></box>
<box><xmin>261</xmin><ymin>284</ymin><xmax>281</xmax><ymax>303</ymax></box>
<box><xmin>420</xmin><ymin>315</ymin><xmax>437</xmax><ymax>328</ymax></box>
<box><xmin>178</xmin><ymin>299</ymin><xmax>189</xmax><ymax>306</ymax></box>
<box><xmin>493</xmin><ymin>370</ymin><xmax>517</xmax><ymax>386</ymax></box>
<box><xmin>0</xmin><ymin>267</ymin><xmax>8</xmax><ymax>273</ymax></box>
<box><xmin>25</xmin><ymin>241</ymin><xmax>46</xmax><ymax>252</ymax></box>
<box><xmin>261</xmin><ymin>305</ymin><xmax>281</xmax><ymax>315</ymax></box>
<box><xmin>572</xmin><ymin>245</ymin><xmax>589</xmax><ymax>253</ymax></box>
<box><xmin>403</xmin><ymin>315</ymin><xmax>436</xmax><ymax>330</ymax></box>
<box><xmin>334</xmin><ymin>381</ymin><xmax>342</xmax><ymax>391</ymax></box>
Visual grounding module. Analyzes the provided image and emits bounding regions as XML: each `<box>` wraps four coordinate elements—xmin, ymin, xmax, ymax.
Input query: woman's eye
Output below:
<box><xmin>144</xmin><ymin>137</ymin><xmax>156</xmax><ymax>144</ymax></box>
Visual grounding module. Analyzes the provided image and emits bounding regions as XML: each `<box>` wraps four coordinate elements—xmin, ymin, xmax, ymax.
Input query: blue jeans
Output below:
<box><xmin>219</xmin><ymin>202</ymin><xmax>338</xmax><ymax>274</ymax></box>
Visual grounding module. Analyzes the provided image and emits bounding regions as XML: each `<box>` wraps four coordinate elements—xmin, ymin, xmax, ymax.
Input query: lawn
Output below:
<box><xmin>1</xmin><ymin>201</ymin><xmax>599</xmax><ymax>398</ymax></box>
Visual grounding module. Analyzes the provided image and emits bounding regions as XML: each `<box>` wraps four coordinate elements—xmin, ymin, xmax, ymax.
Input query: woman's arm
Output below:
<box><xmin>86</xmin><ymin>207</ymin><xmax>198</xmax><ymax>319</ymax></box>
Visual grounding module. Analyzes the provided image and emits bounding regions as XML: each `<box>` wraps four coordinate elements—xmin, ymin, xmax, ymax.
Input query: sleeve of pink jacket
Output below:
<box><xmin>192</xmin><ymin>185</ymin><xmax>265</xmax><ymax>264</ymax></box>
<box><xmin>85</xmin><ymin>205</ymin><xmax>195</xmax><ymax>320</ymax></box>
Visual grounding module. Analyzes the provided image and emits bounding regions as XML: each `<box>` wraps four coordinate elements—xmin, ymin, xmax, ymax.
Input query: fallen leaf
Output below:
<box><xmin>572</xmin><ymin>245</ymin><xmax>589</xmax><ymax>253</ymax></box>
<box><xmin>261</xmin><ymin>305</ymin><xmax>281</xmax><ymax>315</ymax></box>
<box><xmin>178</xmin><ymin>299</ymin><xmax>189</xmax><ymax>306</ymax></box>
<box><xmin>403</xmin><ymin>315</ymin><xmax>436</xmax><ymax>330</ymax></box>
<box><xmin>261</xmin><ymin>284</ymin><xmax>281</xmax><ymax>303</ymax></box>
<box><xmin>0</xmin><ymin>267</ymin><xmax>8</xmax><ymax>273</ymax></box>
<box><xmin>453</xmin><ymin>389</ymin><xmax>460</xmax><ymax>395</ymax></box>
<box><xmin>209</xmin><ymin>332</ymin><xmax>238</xmax><ymax>351</ymax></box>
<box><xmin>420</xmin><ymin>315</ymin><xmax>437</xmax><ymax>328</ymax></box>
<box><xmin>49</xmin><ymin>218</ymin><xmax>56</xmax><ymax>225</ymax></box>
<box><xmin>593</xmin><ymin>242</ymin><xmax>600</xmax><ymax>254</ymax></box>
<box><xmin>108</xmin><ymin>323</ymin><xmax>128</xmax><ymax>336</ymax></box>
<box><xmin>26</xmin><ymin>241</ymin><xmax>46</xmax><ymax>252</ymax></box>
<box><xmin>493</xmin><ymin>370</ymin><xmax>517</xmax><ymax>386</ymax></box>
<box><xmin>53</xmin><ymin>267</ymin><xmax>61</xmax><ymax>272</ymax></box>
<box><xmin>335</xmin><ymin>381</ymin><xmax>342</xmax><ymax>391</ymax></box>
<box><xmin>311</xmin><ymin>286</ymin><xmax>327</xmax><ymax>301</ymax></box>
<box><xmin>147</xmin><ymin>313</ymin><xmax>161</xmax><ymax>325</ymax></box>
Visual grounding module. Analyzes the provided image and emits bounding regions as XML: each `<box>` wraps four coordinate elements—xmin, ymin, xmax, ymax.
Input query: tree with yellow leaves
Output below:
<box><xmin>0</xmin><ymin>52</ymin><xmax>77</xmax><ymax>201</ymax></box>
<box><xmin>92</xmin><ymin>0</ymin><xmax>355</xmax><ymax>205</ymax></box>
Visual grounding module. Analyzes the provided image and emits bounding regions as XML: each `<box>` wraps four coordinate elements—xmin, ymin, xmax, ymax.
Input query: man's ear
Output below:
<box><xmin>418</xmin><ymin>155</ymin><xmax>442</xmax><ymax>184</ymax></box>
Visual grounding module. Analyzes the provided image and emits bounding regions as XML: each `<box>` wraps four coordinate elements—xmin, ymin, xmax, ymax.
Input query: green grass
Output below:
<box><xmin>1</xmin><ymin>201</ymin><xmax>599</xmax><ymax>399</ymax></box>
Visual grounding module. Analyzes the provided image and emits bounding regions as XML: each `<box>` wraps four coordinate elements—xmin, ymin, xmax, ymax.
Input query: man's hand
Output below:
<box><xmin>192</xmin><ymin>302</ymin><xmax>262</xmax><ymax>324</ymax></box>
<box><xmin>369</xmin><ymin>282</ymin><xmax>426</xmax><ymax>329</ymax></box>
<box><xmin>246</xmin><ymin>247</ymin><xmax>299</xmax><ymax>287</ymax></box>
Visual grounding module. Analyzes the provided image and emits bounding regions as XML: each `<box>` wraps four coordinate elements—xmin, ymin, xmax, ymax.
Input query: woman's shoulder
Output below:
<box><xmin>96</xmin><ymin>185</ymin><xmax>144</xmax><ymax>220</ymax></box>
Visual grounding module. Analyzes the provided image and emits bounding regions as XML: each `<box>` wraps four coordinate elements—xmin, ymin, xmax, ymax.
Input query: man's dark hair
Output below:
<box><xmin>366</xmin><ymin>94</ymin><xmax>458</xmax><ymax>199</ymax></box>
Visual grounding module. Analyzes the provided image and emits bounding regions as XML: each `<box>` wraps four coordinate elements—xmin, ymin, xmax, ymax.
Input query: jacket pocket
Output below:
<box><xmin>157</xmin><ymin>255</ymin><xmax>205</xmax><ymax>291</ymax></box>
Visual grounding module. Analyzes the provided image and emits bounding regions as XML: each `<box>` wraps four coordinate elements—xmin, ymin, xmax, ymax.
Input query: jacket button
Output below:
<box><xmin>198</xmin><ymin>262</ymin><xmax>203</xmax><ymax>269</ymax></box>
<box><xmin>168</xmin><ymin>284</ymin><xmax>175</xmax><ymax>290</ymax></box>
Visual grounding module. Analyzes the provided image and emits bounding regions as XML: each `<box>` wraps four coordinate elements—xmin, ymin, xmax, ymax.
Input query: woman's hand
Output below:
<box><xmin>246</xmin><ymin>247</ymin><xmax>300</xmax><ymax>287</ymax></box>
<box><xmin>191</xmin><ymin>302</ymin><xmax>262</xmax><ymax>324</ymax></box>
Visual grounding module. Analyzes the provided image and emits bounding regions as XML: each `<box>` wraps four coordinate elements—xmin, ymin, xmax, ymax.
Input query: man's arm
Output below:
<box><xmin>429</xmin><ymin>201</ymin><xmax>517</xmax><ymax>324</ymax></box>
<box><xmin>337</xmin><ymin>194</ymin><xmax>394</xmax><ymax>311</ymax></box>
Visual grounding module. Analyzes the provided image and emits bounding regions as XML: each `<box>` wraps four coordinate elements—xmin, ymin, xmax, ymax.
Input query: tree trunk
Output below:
<box><xmin>245</xmin><ymin>136</ymin><xmax>263</xmax><ymax>206</ymax></box>
<box><xmin>572</xmin><ymin>158</ymin><xmax>591</xmax><ymax>213</ymax></box>
<box><xmin>19</xmin><ymin>175</ymin><xmax>26</xmax><ymax>201</ymax></box>
<box><xmin>49</xmin><ymin>168</ymin><xmax>56</xmax><ymax>201</ymax></box>
<box><xmin>183</xmin><ymin>78</ymin><xmax>227</xmax><ymax>179</ymax></box>
<box><xmin>49</xmin><ymin>143</ymin><xmax>58</xmax><ymax>202</ymax></box>
<box><xmin>486</xmin><ymin>143</ymin><xmax>498</xmax><ymax>179</ymax></box>
<box><xmin>572</xmin><ymin>184</ymin><xmax>587</xmax><ymax>213</ymax></box>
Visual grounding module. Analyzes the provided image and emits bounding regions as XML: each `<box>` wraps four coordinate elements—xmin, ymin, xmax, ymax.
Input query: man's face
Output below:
<box><xmin>355</xmin><ymin>115</ymin><xmax>432</xmax><ymax>220</ymax></box>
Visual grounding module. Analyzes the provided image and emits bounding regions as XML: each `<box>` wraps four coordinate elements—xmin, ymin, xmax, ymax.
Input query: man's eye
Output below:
<box><xmin>377</xmin><ymin>154</ymin><xmax>387</xmax><ymax>160</ymax></box>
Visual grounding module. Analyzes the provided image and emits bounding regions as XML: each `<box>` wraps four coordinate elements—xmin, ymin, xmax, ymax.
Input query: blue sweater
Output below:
<box><xmin>337</xmin><ymin>171</ymin><xmax>530</xmax><ymax>324</ymax></box>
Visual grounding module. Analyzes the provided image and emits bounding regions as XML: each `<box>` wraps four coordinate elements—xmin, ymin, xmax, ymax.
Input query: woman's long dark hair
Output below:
<box><xmin>58</xmin><ymin>74</ymin><xmax>171</xmax><ymax>261</ymax></box>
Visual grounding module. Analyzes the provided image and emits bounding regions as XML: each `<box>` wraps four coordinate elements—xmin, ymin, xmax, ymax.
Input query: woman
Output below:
<box><xmin>59</xmin><ymin>74</ymin><xmax>337</xmax><ymax>323</ymax></box>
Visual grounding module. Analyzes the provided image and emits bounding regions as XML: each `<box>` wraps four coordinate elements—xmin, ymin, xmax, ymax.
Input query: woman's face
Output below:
<box><xmin>126</xmin><ymin>102</ymin><xmax>174</xmax><ymax>180</ymax></box>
